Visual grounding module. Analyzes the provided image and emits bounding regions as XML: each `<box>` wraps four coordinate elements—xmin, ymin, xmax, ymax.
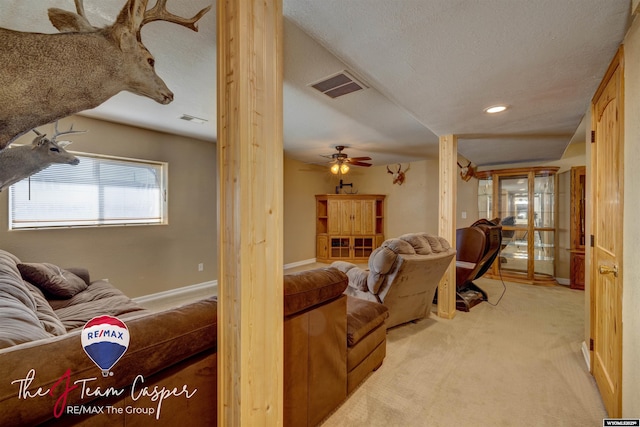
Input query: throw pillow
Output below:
<box><xmin>64</xmin><ymin>267</ymin><xmax>91</xmax><ymax>286</ymax></box>
<box><xmin>17</xmin><ymin>263</ymin><xmax>88</xmax><ymax>299</ymax></box>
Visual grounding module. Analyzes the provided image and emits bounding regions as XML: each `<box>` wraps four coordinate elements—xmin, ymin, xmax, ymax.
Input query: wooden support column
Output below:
<box><xmin>217</xmin><ymin>1</ymin><xmax>283</xmax><ymax>426</ymax></box>
<box><xmin>437</xmin><ymin>134</ymin><xmax>457</xmax><ymax>319</ymax></box>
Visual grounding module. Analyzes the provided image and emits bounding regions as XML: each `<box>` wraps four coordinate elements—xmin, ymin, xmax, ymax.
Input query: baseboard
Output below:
<box><xmin>133</xmin><ymin>280</ymin><xmax>217</xmax><ymax>309</ymax></box>
<box><xmin>581</xmin><ymin>340</ymin><xmax>591</xmax><ymax>370</ymax></box>
<box><xmin>556</xmin><ymin>277</ymin><xmax>570</xmax><ymax>286</ymax></box>
<box><xmin>135</xmin><ymin>259</ymin><xmax>315</xmax><ymax>308</ymax></box>
<box><xmin>283</xmin><ymin>258</ymin><xmax>317</xmax><ymax>270</ymax></box>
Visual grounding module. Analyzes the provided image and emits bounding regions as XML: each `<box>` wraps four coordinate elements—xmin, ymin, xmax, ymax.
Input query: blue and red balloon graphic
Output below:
<box><xmin>81</xmin><ymin>315</ymin><xmax>130</xmax><ymax>376</ymax></box>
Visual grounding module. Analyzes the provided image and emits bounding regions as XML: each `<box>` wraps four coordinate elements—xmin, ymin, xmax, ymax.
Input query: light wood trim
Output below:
<box><xmin>527</xmin><ymin>170</ymin><xmax>535</xmax><ymax>279</ymax></box>
<box><xmin>476</xmin><ymin>166</ymin><xmax>559</xmax><ymax>180</ymax></box>
<box><xmin>437</xmin><ymin>134</ymin><xmax>457</xmax><ymax>319</ymax></box>
<box><xmin>570</xmin><ymin>166</ymin><xmax>586</xmax><ymax>250</ymax></box>
<box><xmin>315</xmin><ymin>194</ymin><xmax>387</xmax><ymax>199</ymax></box>
<box><xmin>217</xmin><ymin>1</ymin><xmax>283</xmax><ymax>425</ymax></box>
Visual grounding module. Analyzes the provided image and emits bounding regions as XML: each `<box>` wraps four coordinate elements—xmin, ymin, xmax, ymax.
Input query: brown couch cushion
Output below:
<box><xmin>17</xmin><ymin>263</ymin><xmax>88</xmax><ymax>298</ymax></box>
<box><xmin>346</xmin><ymin>268</ymin><xmax>368</xmax><ymax>292</ymax></box>
<box><xmin>399</xmin><ymin>233</ymin><xmax>433</xmax><ymax>255</ymax></box>
<box><xmin>346</xmin><ymin>296</ymin><xmax>389</xmax><ymax>346</ymax></box>
<box><xmin>23</xmin><ymin>282</ymin><xmax>67</xmax><ymax>336</ymax></box>
<box><xmin>383</xmin><ymin>238</ymin><xmax>416</xmax><ymax>255</ymax></box>
<box><xmin>284</xmin><ymin>267</ymin><xmax>348</xmax><ymax>317</ymax></box>
<box><xmin>424</xmin><ymin>234</ymin><xmax>444</xmax><ymax>252</ymax></box>
<box><xmin>367</xmin><ymin>246</ymin><xmax>398</xmax><ymax>294</ymax></box>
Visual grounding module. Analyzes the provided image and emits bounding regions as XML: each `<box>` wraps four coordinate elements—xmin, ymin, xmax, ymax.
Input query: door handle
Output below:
<box><xmin>598</xmin><ymin>264</ymin><xmax>619</xmax><ymax>277</ymax></box>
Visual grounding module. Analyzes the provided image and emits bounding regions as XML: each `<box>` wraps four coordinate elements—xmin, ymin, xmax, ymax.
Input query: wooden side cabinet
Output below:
<box><xmin>570</xmin><ymin>250</ymin><xmax>586</xmax><ymax>290</ymax></box>
<box><xmin>569</xmin><ymin>166</ymin><xmax>586</xmax><ymax>290</ymax></box>
<box><xmin>316</xmin><ymin>194</ymin><xmax>385</xmax><ymax>263</ymax></box>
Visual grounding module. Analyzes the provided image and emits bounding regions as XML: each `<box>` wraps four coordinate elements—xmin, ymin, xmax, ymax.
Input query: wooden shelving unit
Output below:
<box><xmin>315</xmin><ymin>194</ymin><xmax>385</xmax><ymax>263</ymax></box>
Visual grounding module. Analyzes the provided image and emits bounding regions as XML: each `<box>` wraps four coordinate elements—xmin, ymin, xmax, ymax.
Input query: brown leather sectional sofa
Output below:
<box><xmin>284</xmin><ymin>267</ymin><xmax>389</xmax><ymax>426</ymax></box>
<box><xmin>1</xmin><ymin>248</ymin><xmax>388</xmax><ymax>427</ymax></box>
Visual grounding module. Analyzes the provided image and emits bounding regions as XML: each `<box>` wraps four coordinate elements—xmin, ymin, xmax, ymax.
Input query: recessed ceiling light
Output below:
<box><xmin>485</xmin><ymin>105</ymin><xmax>508</xmax><ymax>114</ymax></box>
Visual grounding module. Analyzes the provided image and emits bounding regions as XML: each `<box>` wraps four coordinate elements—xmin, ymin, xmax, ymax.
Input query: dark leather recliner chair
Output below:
<box><xmin>454</xmin><ymin>218</ymin><xmax>502</xmax><ymax>311</ymax></box>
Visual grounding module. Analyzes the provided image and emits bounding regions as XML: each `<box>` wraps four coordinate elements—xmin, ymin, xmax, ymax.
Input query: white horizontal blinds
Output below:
<box><xmin>10</xmin><ymin>155</ymin><xmax>166</xmax><ymax>229</ymax></box>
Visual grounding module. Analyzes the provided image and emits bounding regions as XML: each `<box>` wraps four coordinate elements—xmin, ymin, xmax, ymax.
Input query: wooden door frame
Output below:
<box><xmin>589</xmin><ymin>46</ymin><xmax>624</xmax><ymax>417</ymax></box>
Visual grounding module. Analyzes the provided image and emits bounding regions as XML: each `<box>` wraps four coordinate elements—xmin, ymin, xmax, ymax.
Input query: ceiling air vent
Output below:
<box><xmin>309</xmin><ymin>70</ymin><xmax>368</xmax><ymax>99</ymax></box>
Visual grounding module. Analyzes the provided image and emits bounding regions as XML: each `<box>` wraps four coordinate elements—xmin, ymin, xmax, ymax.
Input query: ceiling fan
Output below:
<box><xmin>323</xmin><ymin>145</ymin><xmax>372</xmax><ymax>174</ymax></box>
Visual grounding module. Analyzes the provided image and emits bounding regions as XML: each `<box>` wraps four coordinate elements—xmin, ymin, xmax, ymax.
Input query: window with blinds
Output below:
<box><xmin>9</xmin><ymin>153</ymin><xmax>168</xmax><ymax>229</ymax></box>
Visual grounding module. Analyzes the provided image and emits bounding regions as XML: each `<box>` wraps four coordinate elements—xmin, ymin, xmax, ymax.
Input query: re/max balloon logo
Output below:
<box><xmin>81</xmin><ymin>316</ymin><xmax>130</xmax><ymax>377</ymax></box>
<box><xmin>10</xmin><ymin>315</ymin><xmax>197</xmax><ymax>420</ymax></box>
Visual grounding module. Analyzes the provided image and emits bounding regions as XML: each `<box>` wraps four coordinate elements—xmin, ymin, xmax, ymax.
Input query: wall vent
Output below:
<box><xmin>309</xmin><ymin>70</ymin><xmax>368</xmax><ymax>98</ymax></box>
<box><xmin>180</xmin><ymin>114</ymin><xmax>208</xmax><ymax>124</ymax></box>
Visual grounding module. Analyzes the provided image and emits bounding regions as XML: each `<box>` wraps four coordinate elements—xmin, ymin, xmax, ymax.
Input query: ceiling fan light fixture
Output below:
<box><xmin>330</xmin><ymin>162</ymin><xmax>350</xmax><ymax>174</ymax></box>
<box><xmin>484</xmin><ymin>105</ymin><xmax>508</xmax><ymax>114</ymax></box>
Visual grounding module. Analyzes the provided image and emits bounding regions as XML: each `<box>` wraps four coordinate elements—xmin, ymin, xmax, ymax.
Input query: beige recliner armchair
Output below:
<box><xmin>332</xmin><ymin>232</ymin><xmax>455</xmax><ymax>329</ymax></box>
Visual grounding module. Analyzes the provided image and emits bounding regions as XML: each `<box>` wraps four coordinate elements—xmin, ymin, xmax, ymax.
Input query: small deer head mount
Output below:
<box><xmin>387</xmin><ymin>163</ymin><xmax>410</xmax><ymax>185</ymax></box>
<box><xmin>0</xmin><ymin>121</ymin><xmax>85</xmax><ymax>192</ymax></box>
<box><xmin>457</xmin><ymin>161</ymin><xmax>476</xmax><ymax>182</ymax></box>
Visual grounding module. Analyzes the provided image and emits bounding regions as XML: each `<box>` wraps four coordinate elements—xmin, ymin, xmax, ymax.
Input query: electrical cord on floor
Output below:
<box><xmin>483</xmin><ymin>245</ymin><xmax>507</xmax><ymax>307</ymax></box>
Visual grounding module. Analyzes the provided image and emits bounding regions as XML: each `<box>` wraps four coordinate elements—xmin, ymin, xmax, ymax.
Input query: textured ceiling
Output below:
<box><xmin>0</xmin><ymin>1</ymin><xmax>631</xmax><ymax>167</ymax></box>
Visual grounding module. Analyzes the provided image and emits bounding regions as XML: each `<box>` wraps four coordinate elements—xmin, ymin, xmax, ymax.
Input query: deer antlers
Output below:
<box><xmin>457</xmin><ymin>161</ymin><xmax>476</xmax><ymax>182</ymax></box>
<box><xmin>32</xmin><ymin>121</ymin><xmax>86</xmax><ymax>145</ymax></box>
<box><xmin>142</xmin><ymin>0</ymin><xmax>212</xmax><ymax>31</ymax></box>
<box><xmin>65</xmin><ymin>1</ymin><xmax>211</xmax><ymax>34</ymax></box>
<box><xmin>387</xmin><ymin>163</ymin><xmax>410</xmax><ymax>185</ymax></box>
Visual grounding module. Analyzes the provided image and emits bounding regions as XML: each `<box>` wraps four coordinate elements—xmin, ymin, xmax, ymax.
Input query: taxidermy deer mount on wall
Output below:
<box><xmin>387</xmin><ymin>163</ymin><xmax>410</xmax><ymax>185</ymax></box>
<box><xmin>457</xmin><ymin>161</ymin><xmax>476</xmax><ymax>182</ymax></box>
<box><xmin>0</xmin><ymin>0</ymin><xmax>211</xmax><ymax>151</ymax></box>
<box><xmin>0</xmin><ymin>121</ymin><xmax>84</xmax><ymax>192</ymax></box>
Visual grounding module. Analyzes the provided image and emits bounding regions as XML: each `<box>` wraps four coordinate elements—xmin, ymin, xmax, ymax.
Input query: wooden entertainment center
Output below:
<box><xmin>315</xmin><ymin>194</ymin><xmax>385</xmax><ymax>263</ymax></box>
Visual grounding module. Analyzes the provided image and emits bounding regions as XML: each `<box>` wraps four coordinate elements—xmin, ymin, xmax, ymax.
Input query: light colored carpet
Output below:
<box><xmin>321</xmin><ymin>278</ymin><xmax>606</xmax><ymax>427</ymax></box>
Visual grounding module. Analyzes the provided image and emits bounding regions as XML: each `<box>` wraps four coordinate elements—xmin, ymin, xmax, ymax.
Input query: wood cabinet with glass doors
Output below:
<box><xmin>476</xmin><ymin>167</ymin><xmax>559</xmax><ymax>285</ymax></box>
<box><xmin>315</xmin><ymin>194</ymin><xmax>385</xmax><ymax>262</ymax></box>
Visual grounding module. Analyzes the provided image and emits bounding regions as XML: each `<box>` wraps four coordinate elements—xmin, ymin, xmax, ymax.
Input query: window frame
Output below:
<box><xmin>8</xmin><ymin>150</ymin><xmax>169</xmax><ymax>231</ymax></box>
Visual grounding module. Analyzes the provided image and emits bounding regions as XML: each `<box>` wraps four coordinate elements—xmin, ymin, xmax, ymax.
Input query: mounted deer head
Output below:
<box><xmin>387</xmin><ymin>163</ymin><xmax>410</xmax><ymax>185</ymax></box>
<box><xmin>0</xmin><ymin>121</ymin><xmax>85</xmax><ymax>192</ymax></box>
<box><xmin>0</xmin><ymin>0</ymin><xmax>211</xmax><ymax>150</ymax></box>
<box><xmin>457</xmin><ymin>161</ymin><xmax>476</xmax><ymax>182</ymax></box>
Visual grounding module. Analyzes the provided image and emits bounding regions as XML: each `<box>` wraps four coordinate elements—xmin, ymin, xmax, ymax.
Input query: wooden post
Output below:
<box><xmin>217</xmin><ymin>1</ymin><xmax>283</xmax><ymax>425</ymax></box>
<box><xmin>437</xmin><ymin>134</ymin><xmax>457</xmax><ymax>319</ymax></box>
